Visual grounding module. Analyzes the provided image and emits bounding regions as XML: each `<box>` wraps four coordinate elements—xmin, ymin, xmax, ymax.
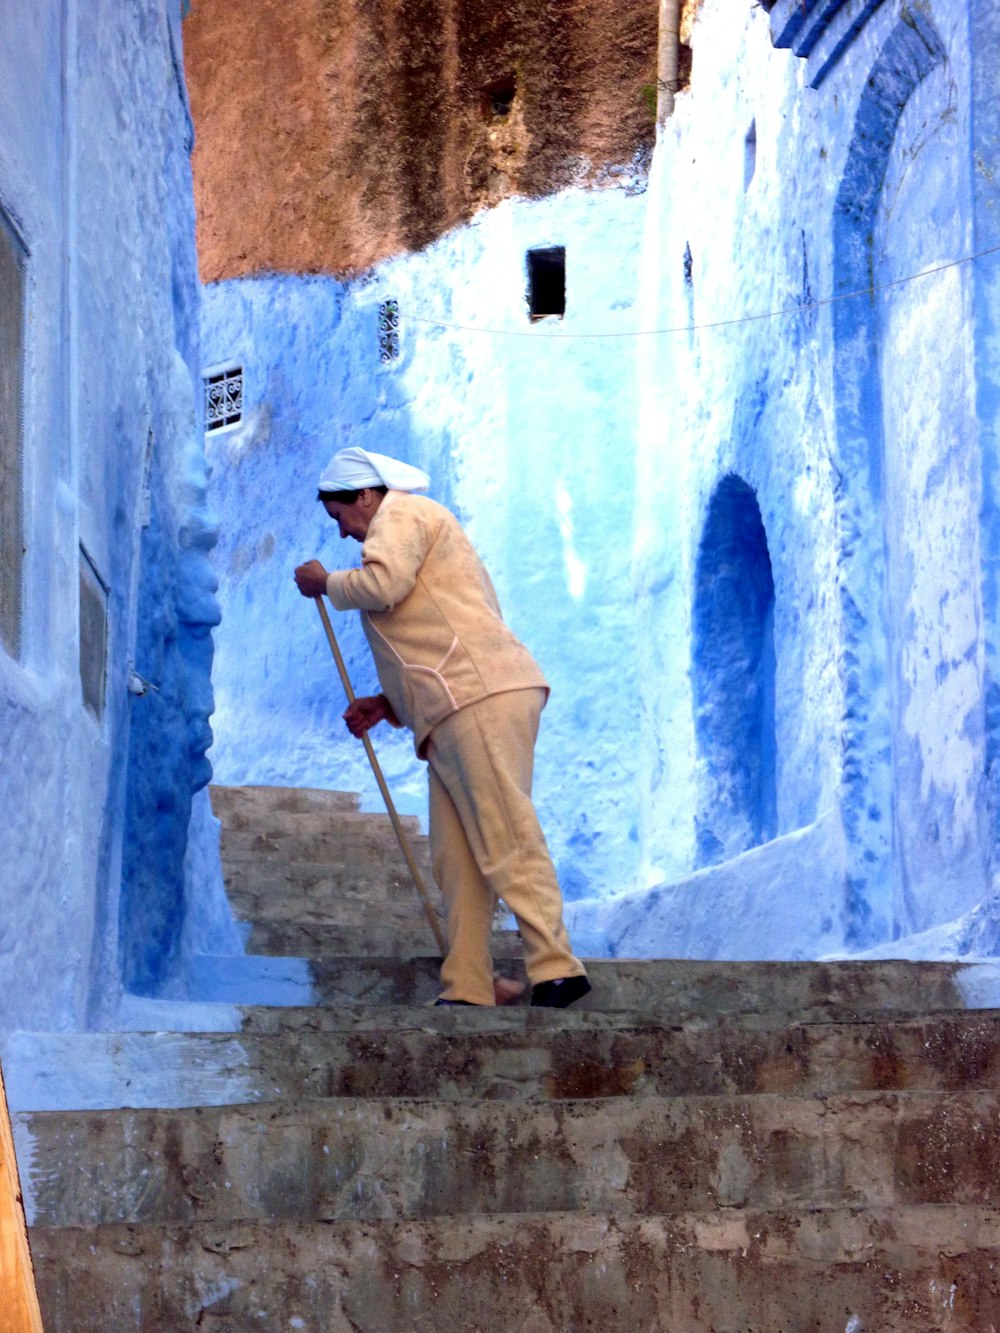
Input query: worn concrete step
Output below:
<box><xmin>224</xmin><ymin>868</ymin><xmax>442</xmax><ymax>927</ymax></box>
<box><xmin>225</xmin><ymin>886</ymin><xmax>444</xmax><ymax>946</ymax></box>
<box><xmin>220</xmin><ymin>826</ymin><xmax>429</xmax><ymax>868</ymax></box>
<box><xmin>210</xmin><ymin>784</ymin><xmax>361</xmax><ymax>818</ymax></box>
<box><xmin>222</xmin><ymin>855</ymin><xmax>439</xmax><ymax>918</ymax></box>
<box><xmin>21</xmin><ymin>1089</ymin><xmax>1000</xmax><ymax>1227</ymax></box>
<box><xmin>226</xmin><ymin>885</ymin><xmax>440</xmax><ymax>929</ymax></box>
<box><xmin>10</xmin><ymin>1011</ymin><xmax>1000</xmax><ymax>1112</ymax></box>
<box><xmin>29</xmin><ymin>1205</ymin><xmax>1000</xmax><ymax>1333</ymax></box>
<box><xmin>181</xmin><ymin>952</ymin><xmax>439</xmax><ymax>1007</ymax></box>
<box><xmin>182</xmin><ymin>955</ymin><xmax>984</xmax><ymax>1013</ymax></box>
<box><xmin>224</xmin><ymin>874</ymin><xmax>506</xmax><ymax>944</ymax></box>
<box><xmin>242</xmin><ymin>922</ymin><xmax>523</xmax><ymax>959</ymax></box>
<box><xmin>182</xmin><ymin>946</ymin><xmax>528</xmax><ymax>1006</ymax></box>
<box><xmin>217</xmin><ymin>807</ymin><xmax>421</xmax><ymax>838</ymax></box>
<box><xmin>245</xmin><ymin>920</ymin><xmax>442</xmax><ymax>956</ymax></box>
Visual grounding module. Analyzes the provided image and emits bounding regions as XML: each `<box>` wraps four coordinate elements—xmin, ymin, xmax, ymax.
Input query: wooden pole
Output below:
<box><xmin>313</xmin><ymin>597</ymin><xmax>448</xmax><ymax>956</ymax></box>
<box><xmin>0</xmin><ymin>1064</ymin><xmax>44</xmax><ymax>1332</ymax></box>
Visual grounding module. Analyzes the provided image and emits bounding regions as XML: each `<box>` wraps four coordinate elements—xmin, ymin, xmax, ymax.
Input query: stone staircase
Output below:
<box><xmin>15</xmin><ymin>785</ymin><xmax>1000</xmax><ymax>1330</ymax></box>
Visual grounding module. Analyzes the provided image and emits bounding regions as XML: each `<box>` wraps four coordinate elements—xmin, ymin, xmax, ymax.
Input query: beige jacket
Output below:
<box><xmin>326</xmin><ymin>491</ymin><xmax>548</xmax><ymax>755</ymax></box>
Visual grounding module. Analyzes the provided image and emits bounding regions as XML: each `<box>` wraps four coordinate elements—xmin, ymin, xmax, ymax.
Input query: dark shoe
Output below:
<box><xmin>434</xmin><ymin>998</ymin><xmax>475</xmax><ymax>1006</ymax></box>
<box><xmin>531</xmin><ymin>975</ymin><xmax>592</xmax><ymax>1008</ymax></box>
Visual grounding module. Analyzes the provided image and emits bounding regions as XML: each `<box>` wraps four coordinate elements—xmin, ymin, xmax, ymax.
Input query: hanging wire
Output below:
<box><xmin>399</xmin><ymin>241</ymin><xmax>1000</xmax><ymax>341</ymax></box>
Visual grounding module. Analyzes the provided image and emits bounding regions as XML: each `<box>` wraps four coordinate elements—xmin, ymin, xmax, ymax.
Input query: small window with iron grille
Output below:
<box><xmin>204</xmin><ymin>364</ymin><xmax>243</xmax><ymax>433</ymax></box>
<box><xmin>378</xmin><ymin>300</ymin><xmax>400</xmax><ymax>362</ymax></box>
<box><xmin>0</xmin><ymin>203</ymin><xmax>26</xmax><ymax>659</ymax></box>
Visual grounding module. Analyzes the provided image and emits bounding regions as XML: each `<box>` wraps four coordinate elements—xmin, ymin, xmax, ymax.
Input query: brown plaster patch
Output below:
<box><xmin>184</xmin><ymin>0</ymin><xmax>657</xmax><ymax>279</ymax></box>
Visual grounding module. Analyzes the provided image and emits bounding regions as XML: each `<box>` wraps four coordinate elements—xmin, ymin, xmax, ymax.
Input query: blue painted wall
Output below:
<box><xmin>0</xmin><ymin>0</ymin><xmax>222</xmax><ymax>1026</ymax></box>
<box><xmin>202</xmin><ymin>188</ymin><xmax>646</xmax><ymax>903</ymax></box>
<box><xmin>202</xmin><ymin>0</ymin><xmax>1000</xmax><ymax>961</ymax></box>
<box><xmin>616</xmin><ymin>0</ymin><xmax>999</xmax><ymax>959</ymax></box>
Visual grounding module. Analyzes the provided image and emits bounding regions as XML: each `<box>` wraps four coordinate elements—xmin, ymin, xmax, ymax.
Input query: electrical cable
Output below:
<box><xmin>399</xmin><ymin>240</ymin><xmax>1000</xmax><ymax>340</ymax></box>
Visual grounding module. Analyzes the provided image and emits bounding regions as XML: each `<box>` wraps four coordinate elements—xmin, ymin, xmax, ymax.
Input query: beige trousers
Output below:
<box><xmin>426</xmin><ymin>687</ymin><xmax>587</xmax><ymax>1005</ymax></box>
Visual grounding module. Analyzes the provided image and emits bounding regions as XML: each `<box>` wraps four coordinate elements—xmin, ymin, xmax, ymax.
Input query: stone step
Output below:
<box><xmin>21</xmin><ymin>1089</ymin><xmax>1000</xmax><ymax>1227</ymax></box>
<box><xmin>217</xmin><ymin>807</ymin><xmax>422</xmax><ymax>837</ymax></box>
<box><xmin>229</xmin><ymin>874</ymin><xmax>445</xmax><ymax>927</ymax></box>
<box><xmin>29</xmin><ymin>1205</ymin><xmax>1000</xmax><ymax>1333</ymax></box>
<box><xmin>221</xmin><ymin>854</ymin><xmax>440</xmax><ymax>917</ymax></box>
<box><xmin>10</xmin><ymin>1011</ymin><xmax>1000</xmax><ymax>1112</ymax></box>
<box><xmin>184</xmin><ymin>955</ymin><xmax>982</xmax><ymax>1013</ymax></box>
<box><xmin>210</xmin><ymin>784</ymin><xmax>361</xmax><ymax>818</ymax></box>
<box><xmin>242</xmin><ymin>922</ymin><xmax>523</xmax><ymax>959</ymax></box>
<box><xmin>222</xmin><ymin>878</ymin><xmax>437</xmax><ymax>927</ymax></box>
<box><xmin>229</xmin><ymin>994</ymin><xmax>1000</xmax><ymax>1034</ymax></box>
<box><xmin>220</xmin><ymin>827</ymin><xmax>431</xmax><ymax>870</ymax></box>
<box><xmin>181</xmin><ymin>948</ymin><xmax>524</xmax><ymax>1006</ymax></box>
<box><xmin>222</xmin><ymin>863</ymin><xmax>442</xmax><ymax>927</ymax></box>
<box><xmin>244</xmin><ymin>920</ymin><xmax>442</xmax><ymax>956</ymax></box>
<box><xmin>181</xmin><ymin>953</ymin><xmax>445</xmax><ymax>1007</ymax></box>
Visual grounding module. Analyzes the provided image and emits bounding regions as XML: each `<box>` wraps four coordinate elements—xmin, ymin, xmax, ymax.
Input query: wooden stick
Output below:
<box><xmin>314</xmin><ymin>597</ymin><xmax>448</xmax><ymax>956</ymax></box>
<box><xmin>0</xmin><ymin>1063</ymin><xmax>44</xmax><ymax>1332</ymax></box>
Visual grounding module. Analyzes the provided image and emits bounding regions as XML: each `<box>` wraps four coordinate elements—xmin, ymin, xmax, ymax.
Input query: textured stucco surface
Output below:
<box><xmin>0</xmin><ymin>3</ymin><xmax>89</xmax><ymax>1034</ymax></box>
<box><xmin>202</xmin><ymin>184</ymin><xmax>646</xmax><ymax>902</ymax></box>
<box><xmin>199</xmin><ymin>0</ymin><xmax>1000</xmax><ymax>959</ymax></box>
<box><xmin>620</xmin><ymin>0</ymin><xmax>997</xmax><ymax>955</ymax></box>
<box><xmin>0</xmin><ymin>1</ymin><xmax>223</xmax><ymax>1029</ymax></box>
<box><xmin>183</xmin><ymin>0</ymin><xmax>657</xmax><ymax>279</ymax></box>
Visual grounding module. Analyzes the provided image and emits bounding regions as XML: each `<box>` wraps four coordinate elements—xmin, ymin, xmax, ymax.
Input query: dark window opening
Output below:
<box><xmin>0</xmin><ymin>204</ymin><xmax>26</xmax><ymax>659</ymax></box>
<box><xmin>744</xmin><ymin>119</ymin><xmax>757</xmax><ymax>190</ymax></box>
<box><xmin>80</xmin><ymin>546</ymin><xmax>108</xmax><ymax>721</ymax></box>
<box><xmin>480</xmin><ymin>74</ymin><xmax>517</xmax><ymax>120</ymax></box>
<box><xmin>527</xmin><ymin>247</ymin><xmax>565</xmax><ymax>320</ymax></box>
<box><xmin>204</xmin><ymin>365</ymin><xmax>243</xmax><ymax>432</ymax></box>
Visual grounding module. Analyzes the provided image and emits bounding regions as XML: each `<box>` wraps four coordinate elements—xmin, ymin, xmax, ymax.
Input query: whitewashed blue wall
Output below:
<box><xmin>203</xmin><ymin>186</ymin><xmax>647</xmax><ymax>903</ymax></box>
<box><xmin>0</xmin><ymin>0</ymin><xmax>224</xmax><ymax>1030</ymax></box>
<box><xmin>609</xmin><ymin>0</ymin><xmax>1000</xmax><ymax>960</ymax></box>
<box><xmin>204</xmin><ymin>0</ymin><xmax>1000</xmax><ymax>960</ymax></box>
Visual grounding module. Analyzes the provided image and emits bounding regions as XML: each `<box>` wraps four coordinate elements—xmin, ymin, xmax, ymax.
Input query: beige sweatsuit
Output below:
<box><xmin>325</xmin><ymin>490</ymin><xmax>586</xmax><ymax>1004</ymax></box>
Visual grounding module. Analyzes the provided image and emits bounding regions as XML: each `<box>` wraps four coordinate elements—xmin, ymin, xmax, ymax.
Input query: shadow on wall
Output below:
<box><xmin>119</xmin><ymin>431</ymin><xmax>220</xmax><ymax>998</ymax></box>
<box><xmin>693</xmin><ymin>473</ymin><xmax>776</xmax><ymax>867</ymax></box>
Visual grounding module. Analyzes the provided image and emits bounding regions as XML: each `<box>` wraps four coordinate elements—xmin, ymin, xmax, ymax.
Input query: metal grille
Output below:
<box><xmin>378</xmin><ymin>300</ymin><xmax>400</xmax><ymax>362</ymax></box>
<box><xmin>204</xmin><ymin>365</ymin><xmax>243</xmax><ymax>432</ymax></box>
<box><xmin>0</xmin><ymin>207</ymin><xmax>26</xmax><ymax>658</ymax></box>
<box><xmin>79</xmin><ymin>547</ymin><xmax>108</xmax><ymax>720</ymax></box>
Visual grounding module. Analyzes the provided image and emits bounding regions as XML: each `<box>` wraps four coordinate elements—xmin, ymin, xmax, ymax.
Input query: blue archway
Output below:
<box><xmin>829</xmin><ymin>10</ymin><xmax>946</xmax><ymax>946</ymax></box>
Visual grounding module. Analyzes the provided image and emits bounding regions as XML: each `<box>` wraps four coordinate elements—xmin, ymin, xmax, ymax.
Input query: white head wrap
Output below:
<box><xmin>318</xmin><ymin>446</ymin><xmax>430</xmax><ymax>494</ymax></box>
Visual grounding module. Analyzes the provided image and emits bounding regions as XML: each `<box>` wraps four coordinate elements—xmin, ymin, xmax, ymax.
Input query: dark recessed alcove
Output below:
<box><xmin>527</xmin><ymin>246</ymin><xmax>565</xmax><ymax>320</ymax></box>
<box><xmin>745</xmin><ymin>118</ymin><xmax>757</xmax><ymax>190</ymax></box>
<box><xmin>0</xmin><ymin>203</ymin><xmax>25</xmax><ymax>658</ymax></box>
<box><xmin>692</xmin><ymin>474</ymin><xmax>777</xmax><ymax>866</ymax></box>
